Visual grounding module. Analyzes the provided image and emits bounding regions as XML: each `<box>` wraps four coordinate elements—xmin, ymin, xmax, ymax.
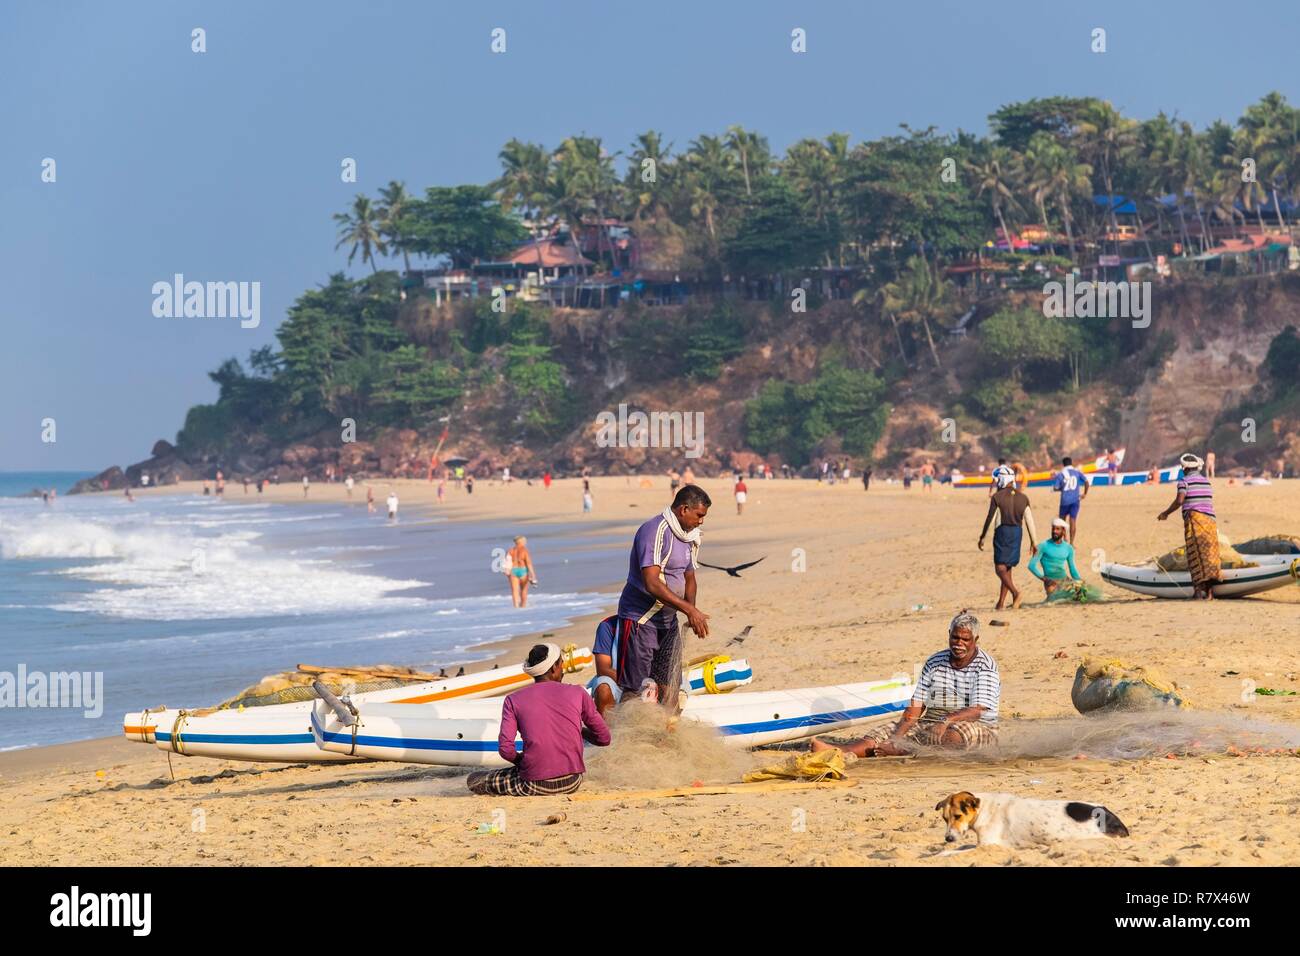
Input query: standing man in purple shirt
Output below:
<box><xmin>612</xmin><ymin>484</ymin><xmax>712</xmax><ymax>710</ymax></box>
<box><xmin>466</xmin><ymin>643</ymin><xmax>610</xmax><ymax>796</ymax></box>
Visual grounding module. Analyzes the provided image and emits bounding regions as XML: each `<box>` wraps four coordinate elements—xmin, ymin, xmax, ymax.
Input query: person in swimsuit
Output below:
<box><xmin>977</xmin><ymin>471</ymin><xmax>1038</xmax><ymax>609</ymax></box>
<box><xmin>1105</xmin><ymin>448</ymin><xmax>1119</xmax><ymax>484</ymax></box>
<box><xmin>506</xmin><ymin>535</ymin><xmax>537</xmax><ymax>608</ymax></box>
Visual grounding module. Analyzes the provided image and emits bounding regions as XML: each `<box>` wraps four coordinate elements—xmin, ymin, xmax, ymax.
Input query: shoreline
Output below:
<box><xmin>0</xmin><ymin>476</ymin><xmax>663</xmax><ymax>764</ymax></box>
<box><xmin>7</xmin><ymin>477</ymin><xmax>1300</xmax><ymax>866</ymax></box>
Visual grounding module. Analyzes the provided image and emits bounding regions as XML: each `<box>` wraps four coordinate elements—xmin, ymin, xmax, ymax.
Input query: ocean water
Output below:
<box><xmin>0</xmin><ymin>479</ymin><xmax>623</xmax><ymax>750</ymax></box>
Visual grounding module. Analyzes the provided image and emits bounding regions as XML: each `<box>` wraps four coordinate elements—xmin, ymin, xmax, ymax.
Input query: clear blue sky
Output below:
<box><xmin>4</xmin><ymin>0</ymin><xmax>1298</xmax><ymax>470</ymax></box>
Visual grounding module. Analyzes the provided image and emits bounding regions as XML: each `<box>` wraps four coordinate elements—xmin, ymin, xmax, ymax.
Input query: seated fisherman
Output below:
<box><xmin>1028</xmin><ymin>517</ymin><xmax>1083</xmax><ymax>596</ymax></box>
<box><xmin>809</xmin><ymin>610</ymin><xmax>1000</xmax><ymax>756</ymax></box>
<box><xmin>590</xmin><ymin>614</ymin><xmax>622</xmax><ymax>716</ymax></box>
<box><xmin>467</xmin><ymin>643</ymin><xmax>611</xmax><ymax>796</ymax></box>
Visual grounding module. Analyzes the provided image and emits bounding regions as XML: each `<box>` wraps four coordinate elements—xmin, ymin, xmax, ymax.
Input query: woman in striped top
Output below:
<box><xmin>1158</xmin><ymin>453</ymin><xmax>1219</xmax><ymax>599</ymax></box>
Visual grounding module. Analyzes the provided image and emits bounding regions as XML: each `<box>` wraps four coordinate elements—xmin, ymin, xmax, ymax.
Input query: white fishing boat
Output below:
<box><xmin>1100</xmin><ymin>555</ymin><xmax>1299</xmax><ymax>599</ymax></box>
<box><xmin>310</xmin><ymin>677</ymin><xmax>913</xmax><ymax>767</ymax></box>
<box><xmin>125</xmin><ymin>647</ymin><xmax>594</xmax><ymax>752</ymax></box>
<box><xmin>133</xmin><ymin>653</ymin><xmax>753</xmax><ymax>764</ymax></box>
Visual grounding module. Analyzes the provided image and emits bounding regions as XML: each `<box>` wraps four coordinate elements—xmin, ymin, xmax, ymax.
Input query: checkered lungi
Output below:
<box><xmin>859</xmin><ymin>717</ymin><xmax>998</xmax><ymax>751</ymax></box>
<box><xmin>465</xmin><ymin>768</ymin><xmax>584</xmax><ymax>797</ymax></box>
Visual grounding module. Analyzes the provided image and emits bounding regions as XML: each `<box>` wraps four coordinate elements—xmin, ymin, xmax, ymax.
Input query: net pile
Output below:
<box><xmin>213</xmin><ymin>665</ymin><xmax>435</xmax><ymax>710</ymax></box>
<box><xmin>1233</xmin><ymin>533</ymin><xmax>1300</xmax><ymax>555</ymax></box>
<box><xmin>1150</xmin><ymin>533</ymin><xmax>1250</xmax><ymax>571</ymax></box>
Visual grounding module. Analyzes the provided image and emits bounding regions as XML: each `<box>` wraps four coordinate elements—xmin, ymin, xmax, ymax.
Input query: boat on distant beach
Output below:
<box><xmin>309</xmin><ymin>677</ymin><xmax>913</xmax><ymax>767</ymax></box>
<box><xmin>951</xmin><ymin>449</ymin><xmax>1125</xmax><ymax>489</ymax></box>
<box><xmin>1088</xmin><ymin>464</ymin><xmax>1182</xmax><ymax>486</ymax></box>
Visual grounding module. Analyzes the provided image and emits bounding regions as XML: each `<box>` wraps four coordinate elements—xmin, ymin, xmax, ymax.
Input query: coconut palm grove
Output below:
<box><xmin>175</xmin><ymin>94</ymin><xmax>1300</xmax><ymax>473</ymax></box>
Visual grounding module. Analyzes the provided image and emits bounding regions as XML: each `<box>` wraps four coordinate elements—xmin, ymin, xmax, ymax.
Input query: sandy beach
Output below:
<box><xmin>3</xmin><ymin>475</ymin><xmax>1299</xmax><ymax>867</ymax></box>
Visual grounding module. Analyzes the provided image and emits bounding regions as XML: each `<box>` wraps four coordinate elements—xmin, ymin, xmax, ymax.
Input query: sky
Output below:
<box><xmin>4</xmin><ymin>0</ymin><xmax>1300</xmax><ymax>470</ymax></box>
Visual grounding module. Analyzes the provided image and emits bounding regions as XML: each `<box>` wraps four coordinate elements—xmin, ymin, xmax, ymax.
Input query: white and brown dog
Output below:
<box><xmin>935</xmin><ymin>791</ymin><xmax>1130</xmax><ymax>848</ymax></box>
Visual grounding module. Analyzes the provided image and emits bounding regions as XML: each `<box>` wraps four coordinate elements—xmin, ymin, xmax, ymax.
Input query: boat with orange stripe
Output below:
<box><xmin>122</xmin><ymin>647</ymin><xmax>594</xmax><ymax>746</ymax></box>
<box><xmin>950</xmin><ymin>448</ymin><xmax>1125</xmax><ymax>489</ymax></box>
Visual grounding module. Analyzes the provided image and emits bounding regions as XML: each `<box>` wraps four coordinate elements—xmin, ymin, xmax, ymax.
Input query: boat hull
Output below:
<box><xmin>953</xmin><ymin>449</ymin><xmax>1124</xmax><ymax>489</ymax></box>
<box><xmin>125</xmin><ymin>648</ymin><xmax>594</xmax><ymax>747</ymax></box>
<box><xmin>1100</xmin><ymin>555</ymin><xmax>1299</xmax><ymax>599</ymax></box>
<box><xmin>311</xmin><ymin>678</ymin><xmax>914</xmax><ymax>767</ymax></box>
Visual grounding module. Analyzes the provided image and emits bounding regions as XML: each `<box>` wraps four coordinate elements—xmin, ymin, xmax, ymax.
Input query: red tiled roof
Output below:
<box><xmin>506</xmin><ymin>239</ymin><xmax>593</xmax><ymax>268</ymax></box>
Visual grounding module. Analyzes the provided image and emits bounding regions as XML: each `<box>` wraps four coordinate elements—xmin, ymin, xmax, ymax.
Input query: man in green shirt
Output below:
<box><xmin>1027</xmin><ymin>517</ymin><xmax>1082</xmax><ymax>596</ymax></box>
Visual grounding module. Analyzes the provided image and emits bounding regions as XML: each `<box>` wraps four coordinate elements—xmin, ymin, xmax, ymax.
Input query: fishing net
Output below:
<box><xmin>963</xmin><ymin>711</ymin><xmax>1300</xmax><ymax>762</ymax></box>
<box><xmin>1046</xmin><ymin>582</ymin><xmax>1106</xmax><ymax>603</ymax></box>
<box><xmin>1151</xmin><ymin>534</ymin><xmax>1250</xmax><ymax>571</ymax></box>
<box><xmin>1234</xmin><ymin>534</ymin><xmax>1300</xmax><ymax>555</ymax></box>
<box><xmin>582</xmin><ymin>698</ymin><xmax>755</xmax><ymax>789</ymax></box>
<box><xmin>1071</xmin><ymin>657</ymin><xmax>1189</xmax><ymax>713</ymax></box>
<box><xmin>212</xmin><ymin>666</ymin><xmax>434</xmax><ymax>710</ymax></box>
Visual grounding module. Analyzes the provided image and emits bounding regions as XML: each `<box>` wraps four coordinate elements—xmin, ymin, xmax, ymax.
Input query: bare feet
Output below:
<box><xmin>808</xmin><ymin>736</ymin><xmax>833</xmax><ymax>753</ymax></box>
<box><xmin>1011</xmin><ymin>591</ymin><xmax>1024</xmax><ymax>609</ymax></box>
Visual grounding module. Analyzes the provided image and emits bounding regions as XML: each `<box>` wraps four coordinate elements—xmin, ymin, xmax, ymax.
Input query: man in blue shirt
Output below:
<box><xmin>1052</xmin><ymin>456</ymin><xmax>1089</xmax><ymax>545</ymax></box>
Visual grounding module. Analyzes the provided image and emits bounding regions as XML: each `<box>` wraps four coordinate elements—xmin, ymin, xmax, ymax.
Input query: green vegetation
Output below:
<box><xmin>1265</xmin><ymin>325</ymin><xmax>1300</xmax><ymax>393</ymax></box>
<box><xmin>178</xmin><ymin>92</ymin><xmax>1300</xmax><ymax>466</ymax></box>
<box><xmin>744</xmin><ymin>362</ymin><xmax>889</xmax><ymax>466</ymax></box>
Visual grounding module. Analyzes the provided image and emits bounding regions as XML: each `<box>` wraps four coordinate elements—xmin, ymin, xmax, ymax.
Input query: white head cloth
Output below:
<box><xmin>524</xmin><ymin>643</ymin><xmax>561</xmax><ymax>677</ymax></box>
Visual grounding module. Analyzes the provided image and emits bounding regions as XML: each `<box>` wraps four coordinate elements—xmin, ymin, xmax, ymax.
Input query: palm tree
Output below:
<box><xmin>724</xmin><ymin>126</ymin><xmax>771</xmax><ymax>197</ymax></box>
<box><xmin>682</xmin><ymin>135</ymin><xmax>739</xmax><ymax>264</ymax></box>
<box><xmin>625</xmin><ymin>130</ymin><xmax>674</xmax><ymax>223</ymax></box>
<box><xmin>882</xmin><ymin>255</ymin><xmax>952</xmax><ymax>369</ymax></box>
<box><xmin>1240</xmin><ymin>92</ymin><xmax>1297</xmax><ymax>229</ymax></box>
<box><xmin>1231</xmin><ymin>125</ymin><xmax>1273</xmax><ymax>234</ymax></box>
<box><xmin>1143</xmin><ymin>114</ymin><xmax>1193</xmax><ymax>253</ymax></box>
<box><xmin>1176</xmin><ymin>123</ymin><xmax>1214</xmax><ymax>251</ymax></box>
<box><xmin>333</xmin><ymin>195</ymin><xmax>387</xmax><ymax>274</ymax></box>
<box><xmin>1076</xmin><ymin>101</ymin><xmax>1138</xmax><ymax>251</ymax></box>
<box><xmin>852</xmin><ymin>284</ymin><xmax>908</xmax><ymax>368</ymax></box>
<box><xmin>783</xmin><ymin>134</ymin><xmax>850</xmax><ymax>266</ymax></box>
<box><xmin>551</xmin><ymin>135</ymin><xmax>620</xmax><ymax>274</ymax></box>
<box><xmin>967</xmin><ymin>146</ymin><xmax>1025</xmax><ymax>256</ymax></box>
<box><xmin>376</xmin><ymin>181</ymin><xmax>413</xmax><ymax>274</ymax></box>
<box><xmin>493</xmin><ymin>139</ymin><xmax>553</xmax><ymax>282</ymax></box>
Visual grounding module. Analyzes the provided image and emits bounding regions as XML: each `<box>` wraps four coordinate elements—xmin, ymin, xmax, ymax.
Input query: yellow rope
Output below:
<box><xmin>170</xmin><ymin>710</ymin><xmax>189</xmax><ymax>755</ymax></box>
<box><xmin>689</xmin><ymin>655</ymin><xmax>733</xmax><ymax>695</ymax></box>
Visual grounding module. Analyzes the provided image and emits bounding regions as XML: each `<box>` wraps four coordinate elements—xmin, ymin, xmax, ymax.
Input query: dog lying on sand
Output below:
<box><xmin>936</xmin><ymin>791</ymin><xmax>1129</xmax><ymax>848</ymax></box>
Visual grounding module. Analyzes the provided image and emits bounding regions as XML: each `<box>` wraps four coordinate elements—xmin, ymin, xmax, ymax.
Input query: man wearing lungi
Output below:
<box><xmin>977</xmin><ymin>470</ymin><xmax>1039</xmax><ymax>610</ymax></box>
<box><xmin>609</xmin><ymin>484</ymin><xmax>712</xmax><ymax>709</ymax></box>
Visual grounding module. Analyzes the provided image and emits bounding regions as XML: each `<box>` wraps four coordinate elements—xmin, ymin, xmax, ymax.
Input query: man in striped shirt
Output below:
<box><xmin>1158</xmin><ymin>452</ymin><xmax>1220</xmax><ymax>599</ymax></box>
<box><xmin>810</xmin><ymin>610</ymin><xmax>1000</xmax><ymax>757</ymax></box>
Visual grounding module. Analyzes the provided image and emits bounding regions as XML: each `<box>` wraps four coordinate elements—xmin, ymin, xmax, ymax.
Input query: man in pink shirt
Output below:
<box><xmin>466</xmin><ymin>643</ymin><xmax>611</xmax><ymax>796</ymax></box>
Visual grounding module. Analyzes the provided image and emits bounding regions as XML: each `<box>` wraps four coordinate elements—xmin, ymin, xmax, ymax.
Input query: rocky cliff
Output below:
<box><xmin>70</xmin><ymin>274</ymin><xmax>1300</xmax><ymax>493</ymax></box>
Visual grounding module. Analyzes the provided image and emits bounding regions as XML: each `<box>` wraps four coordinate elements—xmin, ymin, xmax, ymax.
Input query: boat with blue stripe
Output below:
<box><xmin>310</xmin><ymin>678</ymin><xmax>913</xmax><ymax>767</ymax></box>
